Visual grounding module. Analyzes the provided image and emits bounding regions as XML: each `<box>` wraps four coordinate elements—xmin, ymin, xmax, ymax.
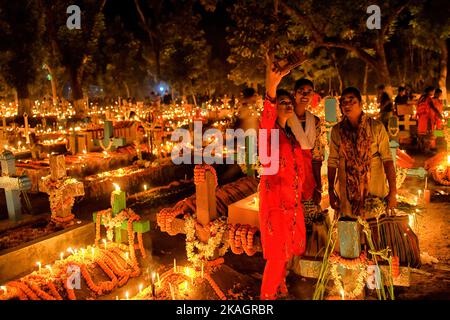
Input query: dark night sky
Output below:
<box><xmin>103</xmin><ymin>0</ymin><xmax>232</xmax><ymax>61</ymax></box>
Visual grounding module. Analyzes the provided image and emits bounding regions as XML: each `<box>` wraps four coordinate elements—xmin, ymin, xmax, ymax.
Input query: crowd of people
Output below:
<box><xmin>256</xmin><ymin>55</ymin><xmax>447</xmax><ymax>299</ymax></box>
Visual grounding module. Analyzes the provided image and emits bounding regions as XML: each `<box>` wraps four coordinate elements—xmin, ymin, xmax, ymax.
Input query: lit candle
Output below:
<box><xmin>125</xmin><ymin>252</ymin><xmax>129</xmax><ymax>261</ymax></box>
<box><xmin>60</xmin><ymin>252</ymin><xmax>64</xmax><ymax>261</ymax></box>
<box><xmin>144</xmin><ymin>184</ymin><xmax>148</xmax><ymax>191</ymax></box>
<box><xmin>340</xmin><ymin>289</ymin><xmax>345</xmax><ymax>300</ymax></box>
<box><xmin>139</xmin><ymin>283</ymin><xmax>143</xmax><ymax>293</ymax></box>
<box><xmin>46</xmin><ymin>265</ymin><xmax>53</xmax><ymax>275</ymax></box>
<box><xmin>91</xmin><ymin>247</ymin><xmax>95</xmax><ymax>258</ymax></box>
<box><xmin>36</xmin><ymin>261</ymin><xmax>42</xmax><ymax>272</ymax></box>
<box><xmin>102</xmin><ymin>239</ymin><xmax>107</xmax><ymax>250</ymax></box>
<box><xmin>1</xmin><ymin>286</ymin><xmax>7</xmax><ymax>295</ymax></box>
<box><xmin>169</xmin><ymin>283</ymin><xmax>175</xmax><ymax>300</ymax></box>
<box><xmin>111</xmin><ymin>183</ymin><xmax>126</xmax><ymax>215</ymax></box>
<box><xmin>125</xmin><ymin>291</ymin><xmax>129</xmax><ymax>300</ymax></box>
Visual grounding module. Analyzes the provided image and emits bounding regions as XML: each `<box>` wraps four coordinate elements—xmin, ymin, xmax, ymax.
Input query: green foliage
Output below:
<box><xmin>0</xmin><ymin>0</ymin><xmax>44</xmax><ymax>95</ymax></box>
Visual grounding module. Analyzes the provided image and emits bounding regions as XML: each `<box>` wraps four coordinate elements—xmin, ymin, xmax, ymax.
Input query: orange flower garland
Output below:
<box><xmin>194</xmin><ymin>164</ymin><xmax>218</xmax><ymax>187</ymax></box>
<box><xmin>52</xmin><ymin>214</ymin><xmax>75</xmax><ymax>224</ymax></box>
<box><xmin>228</xmin><ymin>224</ymin><xmax>258</xmax><ymax>256</ymax></box>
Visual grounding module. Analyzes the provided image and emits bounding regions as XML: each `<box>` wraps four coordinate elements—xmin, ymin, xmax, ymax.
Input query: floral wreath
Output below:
<box><xmin>184</xmin><ymin>214</ymin><xmax>229</xmax><ymax>266</ymax></box>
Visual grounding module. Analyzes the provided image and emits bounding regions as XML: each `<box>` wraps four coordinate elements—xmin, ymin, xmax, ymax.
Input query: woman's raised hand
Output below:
<box><xmin>265</xmin><ymin>51</ymin><xmax>290</xmax><ymax>98</ymax></box>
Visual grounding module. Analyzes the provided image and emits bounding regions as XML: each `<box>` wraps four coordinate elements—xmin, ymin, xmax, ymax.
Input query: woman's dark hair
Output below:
<box><xmin>242</xmin><ymin>87</ymin><xmax>256</xmax><ymax>98</ymax></box>
<box><xmin>340</xmin><ymin>87</ymin><xmax>362</xmax><ymax>102</ymax></box>
<box><xmin>398</xmin><ymin>86</ymin><xmax>406</xmax><ymax>93</ymax></box>
<box><xmin>276</xmin><ymin>89</ymin><xmax>294</xmax><ymax>103</ymax></box>
<box><xmin>294</xmin><ymin>78</ymin><xmax>314</xmax><ymax>92</ymax></box>
<box><xmin>424</xmin><ymin>86</ymin><xmax>435</xmax><ymax>94</ymax></box>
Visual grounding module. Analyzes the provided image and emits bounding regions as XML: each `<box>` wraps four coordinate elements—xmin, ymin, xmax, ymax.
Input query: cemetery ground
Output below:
<box><xmin>0</xmin><ymin>156</ymin><xmax>449</xmax><ymax>300</ymax></box>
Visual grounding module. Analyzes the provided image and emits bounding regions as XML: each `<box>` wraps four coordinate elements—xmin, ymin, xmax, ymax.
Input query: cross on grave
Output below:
<box><xmin>39</xmin><ymin>154</ymin><xmax>85</xmax><ymax>221</ymax></box>
<box><xmin>23</xmin><ymin>113</ymin><xmax>31</xmax><ymax>145</ymax></box>
<box><xmin>141</xmin><ymin>121</ymin><xmax>163</xmax><ymax>157</ymax></box>
<box><xmin>93</xmin><ymin>120</ymin><xmax>126</xmax><ymax>152</ymax></box>
<box><xmin>66</xmin><ymin>131</ymin><xmax>94</xmax><ymax>154</ymax></box>
<box><xmin>92</xmin><ymin>186</ymin><xmax>150</xmax><ymax>243</ymax></box>
<box><xmin>0</xmin><ymin>150</ymin><xmax>32</xmax><ymax>221</ymax></box>
<box><xmin>195</xmin><ymin>168</ymin><xmax>218</xmax><ymax>243</ymax></box>
<box><xmin>398</xmin><ymin>114</ymin><xmax>417</xmax><ymax>131</ymax></box>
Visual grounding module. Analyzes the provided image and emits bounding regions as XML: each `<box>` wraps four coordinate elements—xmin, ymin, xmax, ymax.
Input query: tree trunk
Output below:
<box><xmin>44</xmin><ymin>64</ymin><xmax>58</xmax><ymax>106</ymax></box>
<box><xmin>70</xmin><ymin>67</ymin><xmax>85</xmax><ymax>117</ymax></box>
<box><xmin>363</xmin><ymin>63</ymin><xmax>369</xmax><ymax>103</ymax></box>
<box><xmin>16</xmin><ymin>84</ymin><xmax>32</xmax><ymax>116</ymax></box>
<box><xmin>438</xmin><ymin>39</ymin><xmax>448</xmax><ymax>104</ymax></box>
<box><xmin>376</xmin><ymin>41</ymin><xmax>393</xmax><ymax>96</ymax></box>
<box><xmin>124</xmin><ymin>81</ymin><xmax>130</xmax><ymax>98</ymax></box>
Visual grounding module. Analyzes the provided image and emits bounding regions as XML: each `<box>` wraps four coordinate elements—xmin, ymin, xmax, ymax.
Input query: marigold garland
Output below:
<box><xmin>185</xmin><ymin>215</ymin><xmax>229</xmax><ymax>266</ymax></box>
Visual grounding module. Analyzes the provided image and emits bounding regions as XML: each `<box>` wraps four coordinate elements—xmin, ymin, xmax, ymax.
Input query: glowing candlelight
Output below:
<box><xmin>102</xmin><ymin>239</ymin><xmax>107</xmax><ymax>250</ymax></box>
<box><xmin>144</xmin><ymin>184</ymin><xmax>148</xmax><ymax>191</ymax></box>
<box><xmin>340</xmin><ymin>289</ymin><xmax>345</xmax><ymax>300</ymax></box>
<box><xmin>60</xmin><ymin>252</ymin><xmax>64</xmax><ymax>261</ymax></box>
<box><xmin>91</xmin><ymin>247</ymin><xmax>95</xmax><ymax>258</ymax></box>
<box><xmin>125</xmin><ymin>291</ymin><xmax>129</xmax><ymax>300</ymax></box>
<box><xmin>169</xmin><ymin>283</ymin><xmax>175</xmax><ymax>300</ymax></box>
<box><xmin>125</xmin><ymin>252</ymin><xmax>129</xmax><ymax>261</ymax></box>
<box><xmin>113</xmin><ymin>183</ymin><xmax>121</xmax><ymax>191</ymax></box>
<box><xmin>447</xmin><ymin>154</ymin><xmax>450</xmax><ymax>166</ymax></box>
<box><xmin>1</xmin><ymin>286</ymin><xmax>7</xmax><ymax>295</ymax></box>
<box><xmin>46</xmin><ymin>265</ymin><xmax>53</xmax><ymax>275</ymax></box>
<box><xmin>67</xmin><ymin>247</ymin><xmax>75</xmax><ymax>255</ymax></box>
<box><xmin>139</xmin><ymin>283</ymin><xmax>143</xmax><ymax>293</ymax></box>
<box><xmin>36</xmin><ymin>261</ymin><xmax>42</xmax><ymax>272</ymax></box>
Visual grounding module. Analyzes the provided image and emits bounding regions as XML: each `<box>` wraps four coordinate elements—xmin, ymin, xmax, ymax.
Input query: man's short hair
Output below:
<box><xmin>242</xmin><ymin>88</ymin><xmax>256</xmax><ymax>99</ymax></box>
<box><xmin>294</xmin><ymin>78</ymin><xmax>314</xmax><ymax>92</ymax></box>
<box><xmin>340</xmin><ymin>87</ymin><xmax>362</xmax><ymax>103</ymax></box>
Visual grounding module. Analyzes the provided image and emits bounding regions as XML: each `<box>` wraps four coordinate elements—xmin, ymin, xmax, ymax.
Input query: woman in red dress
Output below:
<box><xmin>258</xmin><ymin>58</ymin><xmax>306</xmax><ymax>300</ymax></box>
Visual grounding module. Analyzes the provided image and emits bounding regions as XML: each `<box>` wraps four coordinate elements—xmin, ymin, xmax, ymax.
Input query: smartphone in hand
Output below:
<box><xmin>273</xmin><ymin>50</ymin><xmax>308</xmax><ymax>73</ymax></box>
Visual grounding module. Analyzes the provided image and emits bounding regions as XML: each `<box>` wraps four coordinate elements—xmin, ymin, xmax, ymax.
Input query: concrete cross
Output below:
<box><xmin>38</xmin><ymin>154</ymin><xmax>84</xmax><ymax>220</ymax></box>
<box><xmin>0</xmin><ymin>150</ymin><xmax>32</xmax><ymax>221</ymax></box>
<box><xmin>94</xmin><ymin>121</ymin><xmax>126</xmax><ymax>152</ymax></box>
<box><xmin>398</xmin><ymin>114</ymin><xmax>417</xmax><ymax>131</ymax></box>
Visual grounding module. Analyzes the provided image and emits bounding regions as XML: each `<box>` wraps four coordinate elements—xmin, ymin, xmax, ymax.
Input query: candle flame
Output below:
<box><xmin>340</xmin><ymin>289</ymin><xmax>345</xmax><ymax>300</ymax></box>
<box><xmin>113</xmin><ymin>183</ymin><xmax>121</xmax><ymax>191</ymax></box>
<box><xmin>447</xmin><ymin>154</ymin><xmax>450</xmax><ymax>165</ymax></box>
